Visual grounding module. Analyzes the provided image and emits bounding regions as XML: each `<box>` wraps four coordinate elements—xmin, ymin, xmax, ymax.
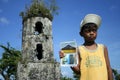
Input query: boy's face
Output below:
<box><xmin>80</xmin><ymin>25</ymin><xmax>98</xmax><ymax>42</ymax></box>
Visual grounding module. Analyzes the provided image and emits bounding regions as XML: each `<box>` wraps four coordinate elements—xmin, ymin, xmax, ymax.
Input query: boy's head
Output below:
<box><xmin>80</xmin><ymin>14</ymin><xmax>101</xmax><ymax>36</ymax></box>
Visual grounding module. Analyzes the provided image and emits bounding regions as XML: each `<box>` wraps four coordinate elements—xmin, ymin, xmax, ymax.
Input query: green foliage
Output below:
<box><xmin>112</xmin><ymin>69</ymin><xmax>120</xmax><ymax>80</ymax></box>
<box><xmin>73</xmin><ymin>72</ymin><xmax>80</xmax><ymax>80</ymax></box>
<box><xmin>0</xmin><ymin>43</ymin><xmax>21</xmax><ymax>80</ymax></box>
<box><xmin>61</xmin><ymin>76</ymin><xmax>73</xmax><ymax>80</ymax></box>
<box><xmin>20</xmin><ymin>0</ymin><xmax>59</xmax><ymax>21</ymax></box>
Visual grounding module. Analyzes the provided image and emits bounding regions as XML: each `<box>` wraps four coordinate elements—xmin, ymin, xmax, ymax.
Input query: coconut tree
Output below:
<box><xmin>0</xmin><ymin>43</ymin><xmax>21</xmax><ymax>80</ymax></box>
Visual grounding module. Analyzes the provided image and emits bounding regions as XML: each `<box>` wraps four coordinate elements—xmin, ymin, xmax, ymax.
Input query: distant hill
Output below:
<box><xmin>61</xmin><ymin>45</ymin><xmax>76</xmax><ymax>50</ymax></box>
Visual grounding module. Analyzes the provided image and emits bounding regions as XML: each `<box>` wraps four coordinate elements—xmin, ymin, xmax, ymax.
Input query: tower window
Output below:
<box><xmin>36</xmin><ymin>44</ymin><xmax>43</xmax><ymax>60</ymax></box>
<box><xmin>34</xmin><ymin>22</ymin><xmax>43</xmax><ymax>35</ymax></box>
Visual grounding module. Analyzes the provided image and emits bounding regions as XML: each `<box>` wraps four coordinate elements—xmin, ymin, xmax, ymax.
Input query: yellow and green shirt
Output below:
<box><xmin>79</xmin><ymin>44</ymin><xmax>108</xmax><ymax>80</ymax></box>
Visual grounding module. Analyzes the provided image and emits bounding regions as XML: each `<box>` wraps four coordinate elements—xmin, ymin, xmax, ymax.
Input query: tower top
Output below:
<box><xmin>19</xmin><ymin>0</ymin><xmax>59</xmax><ymax>21</ymax></box>
<box><xmin>20</xmin><ymin>0</ymin><xmax>52</xmax><ymax>21</ymax></box>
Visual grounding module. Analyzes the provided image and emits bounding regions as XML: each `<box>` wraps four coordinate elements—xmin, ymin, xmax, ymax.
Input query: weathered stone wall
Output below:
<box><xmin>17</xmin><ymin>62</ymin><xmax>60</xmax><ymax>80</ymax></box>
<box><xmin>17</xmin><ymin>17</ymin><xmax>60</xmax><ymax>80</ymax></box>
<box><xmin>21</xmin><ymin>17</ymin><xmax>54</xmax><ymax>62</ymax></box>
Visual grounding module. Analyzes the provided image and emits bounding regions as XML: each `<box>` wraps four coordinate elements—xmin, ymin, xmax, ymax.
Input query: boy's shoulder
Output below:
<box><xmin>97</xmin><ymin>43</ymin><xmax>107</xmax><ymax>48</ymax></box>
<box><xmin>97</xmin><ymin>43</ymin><xmax>104</xmax><ymax>46</ymax></box>
<box><xmin>77</xmin><ymin>43</ymin><xmax>106</xmax><ymax>48</ymax></box>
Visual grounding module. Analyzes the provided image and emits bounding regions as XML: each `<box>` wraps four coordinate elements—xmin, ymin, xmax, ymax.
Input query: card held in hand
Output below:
<box><xmin>60</xmin><ymin>40</ymin><xmax>78</xmax><ymax>66</ymax></box>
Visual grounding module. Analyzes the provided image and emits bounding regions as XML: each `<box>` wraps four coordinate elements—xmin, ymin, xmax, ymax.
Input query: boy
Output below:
<box><xmin>60</xmin><ymin>14</ymin><xmax>113</xmax><ymax>80</ymax></box>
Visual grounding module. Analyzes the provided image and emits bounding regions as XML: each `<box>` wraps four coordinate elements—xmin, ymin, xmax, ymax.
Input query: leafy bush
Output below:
<box><xmin>20</xmin><ymin>0</ymin><xmax>59</xmax><ymax>21</ymax></box>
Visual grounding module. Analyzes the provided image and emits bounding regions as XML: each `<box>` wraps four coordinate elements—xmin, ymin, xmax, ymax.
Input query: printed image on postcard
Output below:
<box><xmin>60</xmin><ymin>40</ymin><xmax>78</xmax><ymax>66</ymax></box>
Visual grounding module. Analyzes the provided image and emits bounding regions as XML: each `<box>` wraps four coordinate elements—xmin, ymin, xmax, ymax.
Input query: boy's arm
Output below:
<box><xmin>104</xmin><ymin>46</ymin><xmax>113</xmax><ymax>80</ymax></box>
<box><xmin>71</xmin><ymin>47</ymin><xmax>81</xmax><ymax>74</ymax></box>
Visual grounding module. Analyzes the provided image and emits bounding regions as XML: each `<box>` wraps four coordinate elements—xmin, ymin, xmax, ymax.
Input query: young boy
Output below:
<box><xmin>60</xmin><ymin>14</ymin><xmax>113</xmax><ymax>80</ymax></box>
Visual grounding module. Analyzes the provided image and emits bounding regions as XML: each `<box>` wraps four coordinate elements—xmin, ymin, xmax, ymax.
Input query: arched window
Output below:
<box><xmin>34</xmin><ymin>22</ymin><xmax>43</xmax><ymax>35</ymax></box>
<box><xmin>36</xmin><ymin>44</ymin><xmax>43</xmax><ymax>60</ymax></box>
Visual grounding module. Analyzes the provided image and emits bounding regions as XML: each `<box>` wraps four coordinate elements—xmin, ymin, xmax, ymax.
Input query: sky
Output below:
<box><xmin>0</xmin><ymin>0</ymin><xmax>120</xmax><ymax>79</ymax></box>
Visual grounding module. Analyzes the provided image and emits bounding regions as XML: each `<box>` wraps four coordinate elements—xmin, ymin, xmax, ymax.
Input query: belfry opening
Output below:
<box><xmin>36</xmin><ymin>44</ymin><xmax>43</xmax><ymax>60</ymax></box>
<box><xmin>35</xmin><ymin>21</ymin><xmax>43</xmax><ymax>34</ymax></box>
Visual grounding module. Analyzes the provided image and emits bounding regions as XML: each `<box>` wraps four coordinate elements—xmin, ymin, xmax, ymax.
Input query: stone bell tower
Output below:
<box><xmin>17</xmin><ymin>1</ymin><xmax>60</xmax><ymax>80</ymax></box>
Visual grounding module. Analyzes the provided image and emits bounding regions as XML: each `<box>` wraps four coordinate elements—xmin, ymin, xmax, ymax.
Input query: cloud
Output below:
<box><xmin>109</xmin><ymin>5</ymin><xmax>118</xmax><ymax>11</ymax></box>
<box><xmin>61</xmin><ymin>67</ymin><xmax>73</xmax><ymax>78</ymax></box>
<box><xmin>0</xmin><ymin>9</ymin><xmax>2</xmax><ymax>13</ymax></box>
<box><xmin>62</xmin><ymin>71</ymin><xmax>69</xmax><ymax>76</ymax></box>
<box><xmin>2</xmin><ymin>0</ymin><xmax>9</xmax><ymax>3</ymax></box>
<box><xmin>0</xmin><ymin>17</ymin><xmax>9</xmax><ymax>24</ymax></box>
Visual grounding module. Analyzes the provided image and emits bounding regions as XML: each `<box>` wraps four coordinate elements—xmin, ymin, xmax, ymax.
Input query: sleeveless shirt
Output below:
<box><xmin>79</xmin><ymin>44</ymin><xmax>108</xmax><ymax>80</ymax></box>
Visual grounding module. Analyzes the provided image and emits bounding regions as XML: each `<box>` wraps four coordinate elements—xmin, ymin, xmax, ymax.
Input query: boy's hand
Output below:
<box><xmin>71</xmin><ymin>65</ymin><xmax>80</xmax><ymax>74</ymax></box>
<box><xmin>59</xmin><ymin>50</ymin><xmax>64</xmax><ymax>58</ymax></box>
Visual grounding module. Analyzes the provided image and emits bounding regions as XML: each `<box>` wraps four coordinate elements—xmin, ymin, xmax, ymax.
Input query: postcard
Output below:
<box><xmin>60</xmin><ymin>40</ymin><xmax>78</xmax><ymax>66</ymax></box>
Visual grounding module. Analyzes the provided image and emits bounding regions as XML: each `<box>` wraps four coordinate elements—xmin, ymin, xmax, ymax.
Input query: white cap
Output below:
<box><xmin>80</xmin><ymin>14</ymin><xmax>101</xmax><ymax>31</ymax></box>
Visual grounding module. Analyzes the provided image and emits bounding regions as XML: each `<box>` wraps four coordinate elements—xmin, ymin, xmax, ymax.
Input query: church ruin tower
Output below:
<box><xmin>17</xmin><ymin>1</ymin><xmax>60</xmax><ymax>80</ymax></box>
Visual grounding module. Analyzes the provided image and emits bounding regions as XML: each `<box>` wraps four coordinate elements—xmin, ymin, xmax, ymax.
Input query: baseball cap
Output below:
<box><xmin>80</xmin><ymin>14</ymin><xmax>101</xmax><ymax>31</ymax></box>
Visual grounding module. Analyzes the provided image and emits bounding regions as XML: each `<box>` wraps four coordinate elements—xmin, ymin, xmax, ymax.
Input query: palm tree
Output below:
<box><xmin>0</xmin><ymin>43</ymin><xmax>21</xmax><ymax>80</ymax></box>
